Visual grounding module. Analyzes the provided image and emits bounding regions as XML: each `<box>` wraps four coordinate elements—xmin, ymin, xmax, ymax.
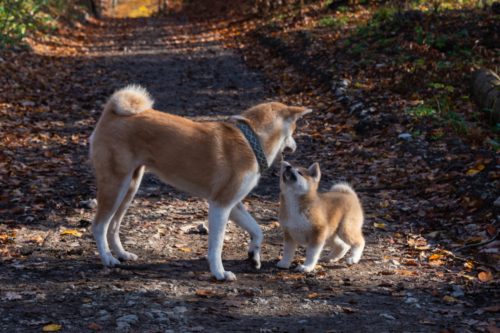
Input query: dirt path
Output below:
<box><xmin>0</xmin><ymin>17</ymin><xmax>493</xmax><ymax>333</ymax></box>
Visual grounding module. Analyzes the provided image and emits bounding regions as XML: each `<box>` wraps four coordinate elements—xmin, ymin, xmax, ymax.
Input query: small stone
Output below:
<box><xmin>388</xmin><ymin>265</ymin><xmax>398</xmax><ymax>269</ymax></box>
<box><xmin>405</xmin><ymin>298</ymin><xmax>418</xmax><ymax>304</ymax></box>
<box><xmin>144</xmin><ymin>312</ymin><xmax>154</xmax><ymax>320</ymax></box>
<box><xmin>252</xmin><ymin>288</ymin><xmax>262</xmax><ymax>294</ymax></box>
<box><xmin>494</xmin><ymin>197</ymin><xmax>500</xmax><ymax>207</ymax></box>
<box><xmin>398</xmin><ymin>133</ymin><xmax>413</xmax><ymax>140</ymax></box>
<box><xmin>116</xmin><ymin>321</ymin><xmax>130</xmax><ymax>330</ymax></box>
<box><xmin>197</xmin><ymin>223</ymin><xmax>208</xmax><ymax>235</ymax></box>
<box><xmin>116</xmin><ymin>314</ymin><xmax>138</xmax><ymax>324</ymax></box>
<box><xmin>173</xmin><ymin>306</ymin><xmax>187</xmax><ymax>314</ymax></box>
<box><xmin>335</xmin><ymin>88</ymin><xmax>345</xmax><ymax>96</ymax></box>
<box><xmin>98</xmin><ymin>310</ymin><xmax>108</xmax><ymax>316</ymax></box>
<box><xmin>452</xmin><ymin>285</ymin><xmax>464</xmax><ymax>291</ymax></box>
<box><xmin>341</xmin><ymin>79</ymin><xmax>350</xmax><ymax>87</ymax></box>
<box><xmin>126</xmin><ymin>301</ymin><xmax>135</xmax><ymax>307</ymax></box>
<box><xmin>406</xmin><ymin>292</ymin><xmax>412</xmax><ymax>297</ymax></box>
<box><xmin>481</xmin><ymin>193</ymin><xmax>488</xmax><ymax>200</ymax></box>
<box><xmin>155</xmin><ymin>317</ymin><xmax>170</xmax><ymax>323</ymax></box>
<box><xmin>299</xmin><ymin>304</ymin><xmax>311</xmax><ymax>309</ymax></box>
<box><xmin>390</xmin><ymin>259</ymin><xmax>400</xmax><ymax>266</ymax></box>
<box><xmin>380</xmin><ymin>313</ymin><xmax>395</xmax><ymax>320</ymax></box>
<box><xmin>251</xmin><ymin>297</ymin><xmax>267</xmax><ymax>305</ymax></box>
<box><xmin>350</xmin><ymin>102</ymin><xmax>363</xmax><ymax>112</ymax></box>
<box><xmin>79</xmin><ymin>199</ymin><xmax>97</xmax><ymax>209</ymax></box>
<box><xmin>450</xmin><ymin>291</ymin><xmax>464</xmax><ymax>298</ymax></box>
<box><xmin>298</xmin><ymin>320</ymin><xmax>308</xmax><ymax>324</ymax></box>
<box><xmin>96</xmin><ymin>314</ymin><xmax>112</xmax><ymax>322</ymax></box>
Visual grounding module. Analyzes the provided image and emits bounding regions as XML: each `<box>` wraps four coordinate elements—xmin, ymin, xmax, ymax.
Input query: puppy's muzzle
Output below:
<box><xmin>283</xmin><ymin>167</ymin><xmax>296</xmax><ymax>183</ymax></box>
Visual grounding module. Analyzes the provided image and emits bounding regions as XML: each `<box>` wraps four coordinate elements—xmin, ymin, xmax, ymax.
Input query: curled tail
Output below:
<box><xmin>106</xmin><ymin>84</ymin><xmax>154</xmax><ymax>116</ymax></box>
<box><xmin>330</xmin><ymin>182</ymin><xmax>358</xmax><ymax>196</ymax></box>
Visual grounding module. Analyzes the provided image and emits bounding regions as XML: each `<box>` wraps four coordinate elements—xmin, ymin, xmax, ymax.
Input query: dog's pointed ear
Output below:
<box><xmin>281</xmin><ymin>161</ymin><xmax>291</xmax><ymax>173</ymax></box>
<box><xmin>308</xmin><ymin>163</ymin><xmax>321</xmax><ymax>183</ymax></box>
<box><xmin>230</xmin><ymin>115</ymin><xmax>249</xmax><ymax>124</ymax></box>
<box><xmin>286</xmin><ymin>107</ymin><xmax>312</xmax><ymax>120</ymax></box>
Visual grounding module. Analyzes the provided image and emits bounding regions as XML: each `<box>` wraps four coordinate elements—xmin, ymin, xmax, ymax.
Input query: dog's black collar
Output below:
<box><xmin>236</xmin><ymin>122</ymin><xmax>269</xmax><ymax>173</ymax></box>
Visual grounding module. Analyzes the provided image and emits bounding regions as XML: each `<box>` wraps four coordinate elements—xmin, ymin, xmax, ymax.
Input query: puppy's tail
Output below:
<box><xmin>330</xmin><ymin>182</ymin><xmax>358</xmax><ymax>197</ymax></box>
<box><xmin>105</xmin><ymin>84</ymin><xmax>154</xmax><ymax>116</ymax></box>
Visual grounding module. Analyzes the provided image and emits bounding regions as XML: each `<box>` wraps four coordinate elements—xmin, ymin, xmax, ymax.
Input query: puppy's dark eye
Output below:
<box><xmin>297</xmin><ymin>171</ymin><xmax>303</xmax><ymax>176</ymax></box>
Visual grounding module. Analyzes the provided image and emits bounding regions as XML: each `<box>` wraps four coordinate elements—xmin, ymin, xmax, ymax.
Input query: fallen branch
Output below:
<box><xmin>114</xmin><ymin>264</ymin><xmax>150</xmax><ymax>270</ymax></box>
<box><xmin>453</xmin><ymin>229</ymin><xmax>500</xmax><ymax>253</ymax></box>
<box><xmin>355</xmin><ymin>183</ymin><xmax>422</xmax><ymax>192</ymax></box>
<box><xmin>442</xmin><ymin>250</ymin><xmax>498</xmax><ymax>271</ymax></box>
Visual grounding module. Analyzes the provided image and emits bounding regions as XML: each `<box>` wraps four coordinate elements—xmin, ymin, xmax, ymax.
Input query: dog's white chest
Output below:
<box><xmin>280</xmin><ymin>199</ymin><xmax>312</xmax><ymax>245</ymax></box>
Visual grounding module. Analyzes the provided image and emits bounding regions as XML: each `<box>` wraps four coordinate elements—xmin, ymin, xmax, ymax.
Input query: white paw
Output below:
<box><xmin>212</xmin><ymin>270</ymin><xmax>237</xmax><ymax>281</ymax></box>
<box><xmin>117</xmin><ymin>251</ymin><xmax>138</xmax><ymax>261</ymax></box>
<box><xmin>345</xmin><ymin>257</ymin><xmax>359</xmax><ymax>265</ymax></box>
<box><xmin>319</xmin><ymin>256</ymin><xmax>335</xmax><ymax>263</ymax></box>
<box><xmin>296</xmin><ymin>264</ymin><xmax>314</xmax><ymax>272</ymax></box>
<box><xmin>276</xmin><ymin>260</ymin><xmax>291</xmax><ymax>269</ymax></box>
<box><xmin>101</xmin><ymin>254</ymin><xmax>121</xmax><ymax>267</ymax></box>
<box><xmin>223</xmin><ymin>271</ymin><xmax>237</xmax><ymax>281</ymax></box>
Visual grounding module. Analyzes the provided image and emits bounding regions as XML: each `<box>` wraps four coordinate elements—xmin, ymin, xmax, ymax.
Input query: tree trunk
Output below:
<box><xmin>471</xmin><ymin>68</ymin><xmax>500</xmax><ymax>124</ymax></box>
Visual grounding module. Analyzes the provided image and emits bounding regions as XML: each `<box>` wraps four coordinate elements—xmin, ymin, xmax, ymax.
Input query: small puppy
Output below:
<box><xmin>277</xmin><ymin>161</ymin><xmax>365</xmax><ymax>272</ymax></box>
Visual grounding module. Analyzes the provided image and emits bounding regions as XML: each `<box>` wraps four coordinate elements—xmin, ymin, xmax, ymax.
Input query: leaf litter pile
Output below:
<box><xmin>1</xmin><ymin>1</ymin><xmax>500</xmax><ymax>332</ymax></box>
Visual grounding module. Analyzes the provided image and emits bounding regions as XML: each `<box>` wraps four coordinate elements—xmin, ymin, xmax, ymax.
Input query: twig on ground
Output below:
<box><xmin>453</xmin><ymin>230</ymin><xmax>500</xmax><ymax>253</ymax></box>
<box><xmin>115</xmin><ymin>264</ymin><xmax>150</xmax><ymax>270</ymax></box>
<box><xmin>442</xmin><ymin>250</ymin><xmax>498</xmax><ymax>270</ymax></box>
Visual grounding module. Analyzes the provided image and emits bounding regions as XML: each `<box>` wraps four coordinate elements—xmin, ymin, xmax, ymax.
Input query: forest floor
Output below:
<box><xmin>1</xmin><ymin>2</ymin><xmax>500</xmax><ymax>333</ymax></box>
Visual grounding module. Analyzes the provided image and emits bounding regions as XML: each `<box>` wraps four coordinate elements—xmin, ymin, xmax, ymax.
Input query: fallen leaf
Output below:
<box><xmin>43</xmin><ymin>325</ymin><xmax>62</xmax><ymax>332</ymax></box>
<box><xmin>61</xmin><ymin>230</ymin><xmax>82</xmax><ymax>237</ymax></box>
<box><xmin>466</xmin><ymin>169</ymin><xmax>480</xmax><ymax>175</ymax></box>
<box><xmin>483</xmin><ymin>305</ymin><xmax>500</xmax><ymax>313</ymax></box>
<box><xmin>428</xmin><ymin>254</ymin><xmax>443</xmax><ymax>260</ymax></box>
<box><xmin>478</xmin><ymin>270</ymin><xmax>494</xmax><ymax>282</ymax></box>
<box><xmin>374</xmin><ymin>223</ymin><xmax>385</xmax><ymax>229</ymax></box>
<box><xmin>88</xmin><ymin>323</ymin><xmax>102</xmax><ymax>330</ymax></box>
<box><xmin>342</xmin><ymin>307</ymin><xmax>359</xmax><ymax>313</ymax></box>
<box><xmin>308</xmin><ymin>293</ymin><xmax>318</xmax><ymax>298</ymax></box>
<box><xmin>443</xmin><ymin>295</ymin><xmax>456</xmax><ymax>303</ymax></box>
<box><xmin>179</xmin><ymin>248</ymin><xmax>192</xmax><ymax>252</ymax></box>
<box><xmin>196</xmin><ymin>290</ymin><xmax>215</xmax><ymax>297</ymax></box>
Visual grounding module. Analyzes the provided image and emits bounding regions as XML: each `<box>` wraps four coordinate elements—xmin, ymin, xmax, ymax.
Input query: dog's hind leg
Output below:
<box><xmin>208</xmin><ymin>203</ymin><xmax>236</xmax><ymax>281</ymax></box>
<box><xmin>319</xmin><ymin>235</ymin><xmax>350</xmax><ymax>263</ymax></box>
<box><xmin>107</xmin><ymin>165</ymin><xmax>145</xmax><ymax>261</ymax></box>
<box><xmin>229</xmin><ymin>202</ymin><xmax>263</xmax><ymax>269</ymax></box>
<box><xmin>92</xmin><ymin>171</ymin><xmax>133</xmax><ymax>267</ymax></box>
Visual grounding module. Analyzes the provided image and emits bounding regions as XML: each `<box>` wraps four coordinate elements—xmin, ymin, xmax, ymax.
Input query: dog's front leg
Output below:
<box><xmin>229</xmin><ymin>202</ymin><xmax>263</xmax><ymax>269</ymax></box>
<box><xmin>296</xmin><ymin>238</ymin><xmax>326</xmax><ymax>273</ymax></box>
<box><xmin>208</xmin><ymin>203</ymin><xmax>236</xmax><ymax>281</ymax></box>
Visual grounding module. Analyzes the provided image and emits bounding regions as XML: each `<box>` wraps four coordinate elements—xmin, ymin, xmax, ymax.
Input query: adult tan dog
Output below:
<box><xmin>277</xmin><ymin>162</ymin><xmax>365</xmax><ymax>272</ymax></box>
<box><xmin>90</xmin><ymin>85</ymin><xmax>311</xmax><ymax>281</ymax></box>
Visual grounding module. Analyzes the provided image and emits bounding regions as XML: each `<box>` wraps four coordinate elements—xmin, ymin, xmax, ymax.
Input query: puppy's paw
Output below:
<box><xmin>276</xmin><ymin>260</ymin><xmax>291</xmax><ymax>269</ymax></box>
<box><xmin>101</xmin><ymin>254</ymin><xmax>121</xmax><ymax>267</ymax></box>
<box><xmin>345</xmin><ymin>257</ymin><xmax>359</xmax><ymax>266</ymax></box>
<box><xmin>319</xmin><ymin>256</ymin><xmax>335</xmax><ymax>263</ymax></box>
<box><xmin>296</xmin><ymin>264</ymin><xmax>314</xmax><ymax>272</ymax></box>
<box><xmin>117</xmin><ymin>251</ymin><xmax>138</xmax><ymax>261</ymax></box>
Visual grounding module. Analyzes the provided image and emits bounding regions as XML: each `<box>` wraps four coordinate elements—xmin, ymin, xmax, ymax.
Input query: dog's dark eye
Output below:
<box><xmin>297</xmin><ymin>171</ymin><xmax>303</xmax><ymax>176</ymax></box>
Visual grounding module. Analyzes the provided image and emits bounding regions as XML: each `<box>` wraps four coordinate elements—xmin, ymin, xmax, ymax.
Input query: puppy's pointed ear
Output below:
<box><xmin>281</xmin><ymin>161</ymin><xmax>291</xmax><ymax>173</ymax></box>
<box><xmin>308</xmin><ymin>163</ymin><xmax>321</xmax><ymax>183</ymax></box>
<box><xmin>231</xmin><ymin>115</ymin><xmax>249</xmax><ymax>124</ymax></box>
<box><xmin>286</xmin><ymin>107</ymin><xmax>312</xmax><ymax>120</ymax></box>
